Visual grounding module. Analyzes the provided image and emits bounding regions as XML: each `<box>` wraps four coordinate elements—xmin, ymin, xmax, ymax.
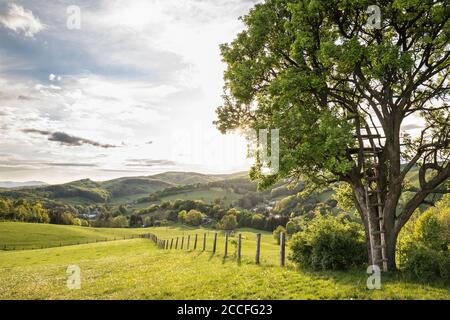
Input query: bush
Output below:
<box><xmin>112</xmin><ymin>216</ymin><xmax>129</xmax><ymax>228</ymax></box>
<box><xmin>251</xmin><ymin>214</ymin><xmax>266</xmax><ymax>230</ymax></box>
<box><xmin>398</xmin><ymin>199</ymin><xmax>450</xmax><ymax>282</ymax></box>
<box><xmin>60</xmin><ymin>212</ymin><xmax>75</xmax><ymax>225</ymax></box>
<box><xmin>273</xmin><ymin>225</ymin><xmax>286</xmax><ymax>244</ymax></box>
<box><xmin>218</xmin><ymin>214</ymin><xmax>238</xmax><ymax>231</ymax></box>
<box><xmin>178</xmin><ymin>210</ymin><xmax>187</xmax><ymax>223</ymax></box>
<box><xmin>185</xmin><ymin>209</ymin><xmax>204</xmax><ymax>226</ymax></box>
<box><xmin>289</xmin><ymin>214</ymin><xmax>367</xmax><ymax>270</ymax></box>
<box><xmin>286</xmin><ymin>221</ymin><xmax>299</xmax><ymax>235</ymax></box>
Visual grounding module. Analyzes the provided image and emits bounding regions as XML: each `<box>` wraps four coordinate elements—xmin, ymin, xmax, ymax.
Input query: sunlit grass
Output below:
<box><xmin>0</xmin><ymin>223</ymin><xmax>448</xmax><ymax>299</ymax></box>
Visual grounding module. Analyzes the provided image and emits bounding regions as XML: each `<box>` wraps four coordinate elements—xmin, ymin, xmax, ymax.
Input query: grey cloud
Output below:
<box><xmin>46</xmin><ymin>163</ymin><xmax>98</xmax><ymax>167</ymax></box>
<box><xmin>0</xmin><ymin>154</ymin><xmax>97</xmax><ymax>168</ymax></box>
<box><xmin>125</xmin><ymin>159</ymin><xmax>175</xmax><ymax>167</ymax></box>
<box><xmin>22</xmin><ymin>129</ymin><xmax>119</xmax><ymax>148</ymax></box>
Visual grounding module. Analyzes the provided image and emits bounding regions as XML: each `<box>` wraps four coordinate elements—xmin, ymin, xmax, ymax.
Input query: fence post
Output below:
<box><xmin>203</xmin><ymin>233</ymin><xmax>206</xmax><ymax>251</ymax></box>
<box><xmin>166</xmin><ymin>240</ymin><xmax>169</xmax><ymax>250</ymax></box>
<box><xmin>170</xmin><ymin>238</ymin><xmax>174</xmax><ymax>249</ymax></box>
<box><xmin>212</xmin><ymin>233</ymin><xmax>218</xmax><ymax>254</ymax></box>
<box><xmin>194</xmin><ymin>234</ymin><xmax>198</xmax><ymax>250</ymax></box>
<box><xmin>280</xmin><ymin>232</ymin><xmax>286</xmax><ymax>267</ymax></box>
<box><xmin>187</xmin><ymin>235</ymin><xmax>191</xmax><ymax>250</ymax></box>
<box><xmin>175</xmin><ymin>237</ymin><xmax>179</xmax><ymax>249</ymax></box>
<box><xmin>224</xmin><ymin>232</ymin><xmax>229</xmax><ymax>258</ymax></box>
<box><xmin>237</xmin><ymin>233</ymin><xmax>242</xmax><ymax>263</ymax></box>
<box><xmin>181</xmin><ymin>236</ymin><xmax>184</xmax><ymax>250</ymax></box>
<box><xmin>256</xmin><ymin>233</ymin><xmax>261</xmax><ymax>265</ymax></box>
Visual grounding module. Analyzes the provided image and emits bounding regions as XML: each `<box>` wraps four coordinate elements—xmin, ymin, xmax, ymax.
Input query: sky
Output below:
<box><xmin>0</xmin><ymin>0</ymin><xmax>259</xmax><ymax>184</ymax></box>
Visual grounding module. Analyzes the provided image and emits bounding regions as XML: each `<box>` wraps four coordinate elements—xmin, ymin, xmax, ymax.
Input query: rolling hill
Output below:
<box><xmin>0</xmin><ymin>172</ymin><xmax>241</xmax><ymax>205</ymax></box>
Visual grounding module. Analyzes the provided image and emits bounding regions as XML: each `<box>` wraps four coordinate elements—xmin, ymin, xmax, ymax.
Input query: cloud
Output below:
<box><xmin>0</xmin><ymin>4</ymin><xmax>45</xmax><ymax>37</ymax></box>
<box><xmin>48</xmin><ymin>73</ymin><xmax>61</xmax><ymax>81</ymax></box>
<box><xmin>46</xmin><ymin>162</ymin><xmax>98</xmax><ymax>167</ymax></box>
<box><xmin>125</xmin><ymin>159</ymin><xmax>175</xmax><ymax>167</ymax></box>
<box><xmin>22</xmin><ymin>129</ymin><xmax>119</xmax><ymax>148</ymax></box>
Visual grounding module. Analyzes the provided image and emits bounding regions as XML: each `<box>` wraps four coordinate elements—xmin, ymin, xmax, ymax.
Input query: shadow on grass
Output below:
<box><xmin>292</xmin><ymin>264</ymin><xmax>450</xmax><ymax>291</ymax></box>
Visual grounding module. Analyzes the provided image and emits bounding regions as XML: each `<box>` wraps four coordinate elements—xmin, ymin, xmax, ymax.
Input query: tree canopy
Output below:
<box><xmin>215</xmin><ymin>0</ymin><xmax>449</xmax><ymax>270</ymax></box>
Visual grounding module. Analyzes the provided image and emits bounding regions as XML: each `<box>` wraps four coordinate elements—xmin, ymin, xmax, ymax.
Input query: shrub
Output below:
<box><xmin>398</xmin><ymin>199</ymin><xmax>450</xmax><ymax>282</ymax></box>
<box><xmin>178</xmin><ymin>210</ymin><xmax>187</xmax><ymax>223</ymax></box>
<box><xmin>72</xmin><ymin>218</ymin><xmax>82</xmax><ymax>226</ymax></box>
<box><xmin>218</xmin><ymin>214</ymin><xmax>238</xmax><ymax>231</ymax></box>
<box><xmin>286</xmin><ymin>221</ymin><xmax>298</xmax><ymax>235</ymax></box>
<box><xmin>289</xmin><ymin>214</ymin><xmax>367</xmax><ymax>270</ymax></box>
<box><xmin>112</xmin><ymin>215</ymin><xmax>129</xmax><ymax>228</ymax></box>
<box><xmin>185</xmin><ymin>210</ymin><xmax>204</xmax><ymax>226</ymax></box>
<box><xmin>273</xmin><ymin>225</ymin><xmax>286</xmax><ymax>244</ymax></box>
<box><xmin>60</xmin><ymin>212</ymin><xmax>75</xmax><ymax>225</ymax></box>
<box><xmin>251</xmin><ymin>214</ymin><xmax>265</xmax><ymax>230</ymax></box>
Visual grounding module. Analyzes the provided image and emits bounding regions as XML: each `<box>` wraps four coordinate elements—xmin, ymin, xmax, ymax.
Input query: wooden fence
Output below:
<box><xmin>141</xmin><ymin>231</ymin><xmax>287</xmax><ymax>267</ymax></box>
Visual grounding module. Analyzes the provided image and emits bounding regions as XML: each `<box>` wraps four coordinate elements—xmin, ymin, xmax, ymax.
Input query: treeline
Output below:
<box><xmin>0</xmin><ymin>198</ymin><xmax>50</xmax><ymax>223</ymax></box>
<box><xmin>137</xmin><ymin>199</ymin><xmax>289</xmax><ymax>231</ymax></box>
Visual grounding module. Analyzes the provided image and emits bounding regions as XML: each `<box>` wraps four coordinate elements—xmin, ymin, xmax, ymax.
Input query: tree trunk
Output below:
<box><xmin>351</xmin><ymin>176</ymin><xmax>398</xmax><ymax>271</ymax></box>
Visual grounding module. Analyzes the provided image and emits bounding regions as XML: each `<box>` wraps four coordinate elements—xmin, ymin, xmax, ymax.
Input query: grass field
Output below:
<box><xmin>0</xmin><ymin>222</ymin><xmax>147</xmax><ymax>249</ymax></box>
<box><xmin>0</xmin><ymin>222</ymin><xmax>449</xmax><ymax>299</ymax></box>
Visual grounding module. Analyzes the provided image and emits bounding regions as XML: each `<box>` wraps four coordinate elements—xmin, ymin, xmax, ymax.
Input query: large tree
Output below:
<box><xmin>215</xmin><ymin>0</ymin><xmax>449</xmax><ymax>271</ymax></box>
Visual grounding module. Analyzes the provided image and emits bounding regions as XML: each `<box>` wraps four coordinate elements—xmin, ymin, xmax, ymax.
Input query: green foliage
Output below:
<box><xmin>0</xmin><ymin>198</ymin><xmax>50</xmax><ymax>224</ymax></box>
<box><xmin>398</xmin><ymin>196</ymin><xmax>450</xmax><ymax>282</ymax></box>
<box><xmin>178</xmin><ymin>210</ymin><xmax>187</xmax><ymax>223</ymax></box>
<box><xmin>273</xmin><ymin>225</ymin><xmax>286</xmax><ymax>244</ymax></box>
<box><xmin>251</xmin><ymin>214</ymin><xmax>266</xmax><ymax>230</ymax></box>
<box><xmin>218</xmin><ymin>214</ymin><xmax>238</xmax><ymax>231</ymax></box>
<box><xmin>289</xmin><ymin>214</ymin><xmax>367</xmax><ymax>270</ymax></box>
<box><xmin>184</xmin><ymin>209</ymin><xmax>204</xmax><ymax>226</ymax></box>
<box><xmin>332</xmin><ymin>183</ymin><xmax>355</xmax><ymax>212</ymax></box>
<box><xmin>112</xmin><ymin>216</ymin><xmax>129</xmax><ymax>228</ymax></box>
<box><xmin>286</xmin><ymin>220</ymin><xmax>299</xmax><ymax>235</ymax></box>
<box><xmin>129</xmin><ymin>214</ymin><xmax>143</xmax><ymax>228</ymax></box>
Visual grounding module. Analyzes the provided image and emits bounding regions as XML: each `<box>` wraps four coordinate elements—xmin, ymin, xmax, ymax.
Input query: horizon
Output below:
<box><xmin>0</xmin><ymin>168</ymin><xmax>250</xmax><ymax>185</ymax></box>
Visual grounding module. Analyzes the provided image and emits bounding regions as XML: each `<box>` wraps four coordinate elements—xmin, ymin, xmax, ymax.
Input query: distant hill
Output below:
<box><xmin>0</xmin><ymin>172</ymin><xmax>249</xmax><ymax>205</ymax></box>
<box><xmin>150</xmin><ymin>171</ymin><xmax>242</xmax><ymax>185</ymax></box>
<box><xmin>0</xmin><ymin>181</ymin><xmax>47</xmax><ymax>189</ymax></box>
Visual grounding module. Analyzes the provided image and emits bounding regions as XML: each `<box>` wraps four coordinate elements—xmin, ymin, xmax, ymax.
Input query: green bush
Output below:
<box><xmin>289</xmin><ymin>214</ymin><xmax>367</xmax><ymax>270</ymax></box>
<box><xmin>185</xmin><ymin>209</ymin><xmax>204</xmax><ymax>226</ymax></box>
<box><xmin>273</xmin><ymin>225</ymin><xmax>286</xmax><ymax>244</ymax></box>
<box><xmin>218</xmin><ymin>214</ymin><xmax>238</xmax><ymax>231</ymax></box>
<box><xmin>286</xmin><ymin>221</ymin><xmax>299</xmax><ymax>235</ymax></box>
<box><xmin>112</xmin><ymin>215</ymin><xmax>129</xmax><ymax>228</ymax></box>
<box><xmin>398</xmin><ymin>199</ymin><xmax>450</xmax><ymax>282</ymax></box>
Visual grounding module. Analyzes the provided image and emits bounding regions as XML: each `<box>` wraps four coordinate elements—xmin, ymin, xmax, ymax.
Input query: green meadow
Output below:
<box><xmin>0</xmin><ymin>222</ymin><xmax>449</xmax><ymax>300</ymax></box>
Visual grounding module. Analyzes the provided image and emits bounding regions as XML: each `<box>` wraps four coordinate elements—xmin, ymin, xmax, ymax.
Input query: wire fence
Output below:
<box><xmin>1</xmin><ymin>234</ymin><xmax>144</xmax><ymax>251</ymax></box>
<box><xmin>141</xmin><ymin>231</ymin><xmax>287</xmax><ymax>267</ymax></box>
